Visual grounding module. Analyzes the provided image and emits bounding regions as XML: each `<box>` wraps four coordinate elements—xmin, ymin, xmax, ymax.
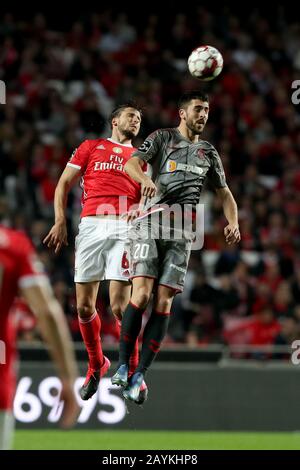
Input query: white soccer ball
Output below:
<box><xmin>188</xmin><ymin>45</ymin><xmax>223</xmax><ymax>81</ymax></box>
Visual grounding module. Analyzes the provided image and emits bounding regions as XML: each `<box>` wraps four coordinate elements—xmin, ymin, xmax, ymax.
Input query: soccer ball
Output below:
<box><xmin>187</xmin><ymin>45</ymin><xmax>223</xmax><ymax>81</ymax></box>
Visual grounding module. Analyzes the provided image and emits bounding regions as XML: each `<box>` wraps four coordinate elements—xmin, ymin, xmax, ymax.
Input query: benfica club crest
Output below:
<box><xmin>197</xmin><ymin>148</ymin><xmax>205</xmax><ymax>159</ymax></box>
<box><xmin>113</xmin><ymin>147</ymin><xmax>123</xmax><ymax>154</ymax></box>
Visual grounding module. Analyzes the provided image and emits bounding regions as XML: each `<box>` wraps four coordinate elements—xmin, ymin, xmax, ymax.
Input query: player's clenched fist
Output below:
<box><xmin>141</xmin><ymin>177</ymin><xmax>157</xmax><ymax>198</ymax></box>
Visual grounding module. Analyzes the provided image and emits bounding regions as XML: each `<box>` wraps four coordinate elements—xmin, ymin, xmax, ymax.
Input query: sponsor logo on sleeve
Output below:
<box><xmin>138</xmin><ymin>140</ymin><xmax>152</xmax><ymax>153</ymax></box>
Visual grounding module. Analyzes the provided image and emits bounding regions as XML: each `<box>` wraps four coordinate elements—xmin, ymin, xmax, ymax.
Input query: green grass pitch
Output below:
<box><xmin>14</xmin><ymin>430</ymin><xmax>300</xmax><ymax>450</ymax></box>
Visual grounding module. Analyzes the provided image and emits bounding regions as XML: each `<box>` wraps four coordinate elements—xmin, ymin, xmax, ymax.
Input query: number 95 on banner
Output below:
<box><xmin>14</xmin><ymin>376</ymin><xmax>126</xmax><ymax>425</ymax></box>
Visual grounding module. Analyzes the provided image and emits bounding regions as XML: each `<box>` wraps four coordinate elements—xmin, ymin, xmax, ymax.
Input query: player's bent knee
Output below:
<box><xmin>131</xmin><ymin>290</ymin><xmax>151</xmax><ymax>309</ymax></box>
<box><xmin>155</xmin><ymin>299</ymin><xmax>174</xmax><ymax>312</ymax></box>
<box><xmin>110</xmin><ymin>304</ymin><xmax>123</xmax><ymax>322</ymax></box>
<box><xmin>155</xmin><ymin>290</ymin><xmax>175</xmax><ymax>312</ymax></box>
<box><xmin>77</xmin><ymin>305</ymin><xmax>95</xmax><ymax>319</ymax></box>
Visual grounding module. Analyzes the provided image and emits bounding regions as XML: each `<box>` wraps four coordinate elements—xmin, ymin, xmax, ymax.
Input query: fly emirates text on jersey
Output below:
<box><xmin>94</xmin><ymin>155</ymin><xmax>125</xmax><ymax>172</ymax></box>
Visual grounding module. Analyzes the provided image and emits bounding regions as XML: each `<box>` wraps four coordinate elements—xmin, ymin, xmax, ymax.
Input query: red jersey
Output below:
<box><xmin>0</xmin><ymin>226</ymin><xmax>46</xmax><ymax>410</ymax></box>
<box><xmin>67</xmin><ymin>138</ymin><xmax>145</xmax><ymax>217</ymax></box>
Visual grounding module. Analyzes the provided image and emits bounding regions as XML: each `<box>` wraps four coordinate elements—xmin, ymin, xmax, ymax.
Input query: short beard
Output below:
<box><xmin>121</xmin><ymin>129</ymin><xmax>136</xmax><ymax>140</ymax></box>
<box><xmin>186</xmin><ymin>120</ymin><xmax>204</xmax><ymax>136</ymax></box>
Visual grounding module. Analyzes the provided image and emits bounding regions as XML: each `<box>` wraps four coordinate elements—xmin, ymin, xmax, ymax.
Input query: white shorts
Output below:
<box><xmin>74</xmin><ymin>217</ymin><xmax>131</xmax><ymax>283</ymax></box>
<box><xmin>0</xmin><ymin>411</ymin><xmax>14</xmax><ymax>450</ymax></box>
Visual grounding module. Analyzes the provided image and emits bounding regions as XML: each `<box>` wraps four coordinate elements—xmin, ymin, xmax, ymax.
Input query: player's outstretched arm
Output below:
<box><xmin>21</xmin><ymin>281</ymin><xmax>79</xmax><ymax>429</ymax></box>
<box><xmin>43</xmin><ymin>166</ymin><xmax>80</xmax><ymax>253</ymax></box>
<box><xmin>124</xmin><ymin>157</ymin><xmax>157</xmax><ymax>197</ymax></box>
<box><xmin>216</xmin><ymin>186</ymin><xmax>241</xmax><ymax>245</ymax></box>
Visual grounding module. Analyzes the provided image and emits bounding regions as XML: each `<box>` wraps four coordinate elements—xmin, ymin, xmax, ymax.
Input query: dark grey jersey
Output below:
<box><xmin>132</xmin><ymin>128</ymin><xmax>227</xmax><ymax>209</ymax></box>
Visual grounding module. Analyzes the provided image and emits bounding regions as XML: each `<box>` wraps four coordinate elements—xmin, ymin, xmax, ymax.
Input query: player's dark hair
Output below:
<box><xmin>178</xmin><ymin>91</ymin><xmax>209</xmax><ymax>109</ymax></box>
<box><xmin>109</xmin><ymin>102</ymin><xmax>142</xmax><ymax>126</ymax></box>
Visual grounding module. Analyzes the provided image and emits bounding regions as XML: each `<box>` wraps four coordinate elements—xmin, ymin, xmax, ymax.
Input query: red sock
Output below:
<box><xmin>116</xmin><ymin>320</ymin><xmax>139</xmax><ymax>375</ymax></box>
<box><xmin>79</xmin><ymin>311</ymin><xmax>104</xmax><ymax>370</ymax></box>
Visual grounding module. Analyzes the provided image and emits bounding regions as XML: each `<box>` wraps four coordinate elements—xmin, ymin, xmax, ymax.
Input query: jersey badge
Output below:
<box><xmin>167</xmin><ymin>160</ymin><xmax>177</xmax><ymax>172</ymax></box>
<box><xmin>197</xmin><ymin>148</ymin><xmax>205</xmax><ymax>159</ymax></box>
<box><xmin>113</xmin><ymin>147</ymin><xmax>123</xmax><ymax>154</ymax></box>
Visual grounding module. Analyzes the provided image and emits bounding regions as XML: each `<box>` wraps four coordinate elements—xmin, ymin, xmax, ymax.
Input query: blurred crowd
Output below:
<box><xmin>1</xmin><ymin>7</ymin><xmax>300</xmax><ymax>356</ymax></box>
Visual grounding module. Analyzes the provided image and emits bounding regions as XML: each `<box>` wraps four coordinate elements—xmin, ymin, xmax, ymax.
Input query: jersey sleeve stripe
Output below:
<box><xmin>18</xmin><ymin>275</ymin><xmax>49</xmax><ymax>289</ymax></box>
<box><xmin>67</xmin><ymin>162</ymin><xmax>81</xmax><ymax>170</ymax></box>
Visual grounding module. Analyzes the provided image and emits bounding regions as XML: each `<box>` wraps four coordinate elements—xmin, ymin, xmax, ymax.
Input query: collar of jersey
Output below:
<box><xmin>107</xmin><ymin>138</ymin><xmax>133</xmax><ymax>148</ymax></box>
<box><xmin>174</xmin><ymin>128</ymin><xmax>203</xmax><ymax>146</ymax></box>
